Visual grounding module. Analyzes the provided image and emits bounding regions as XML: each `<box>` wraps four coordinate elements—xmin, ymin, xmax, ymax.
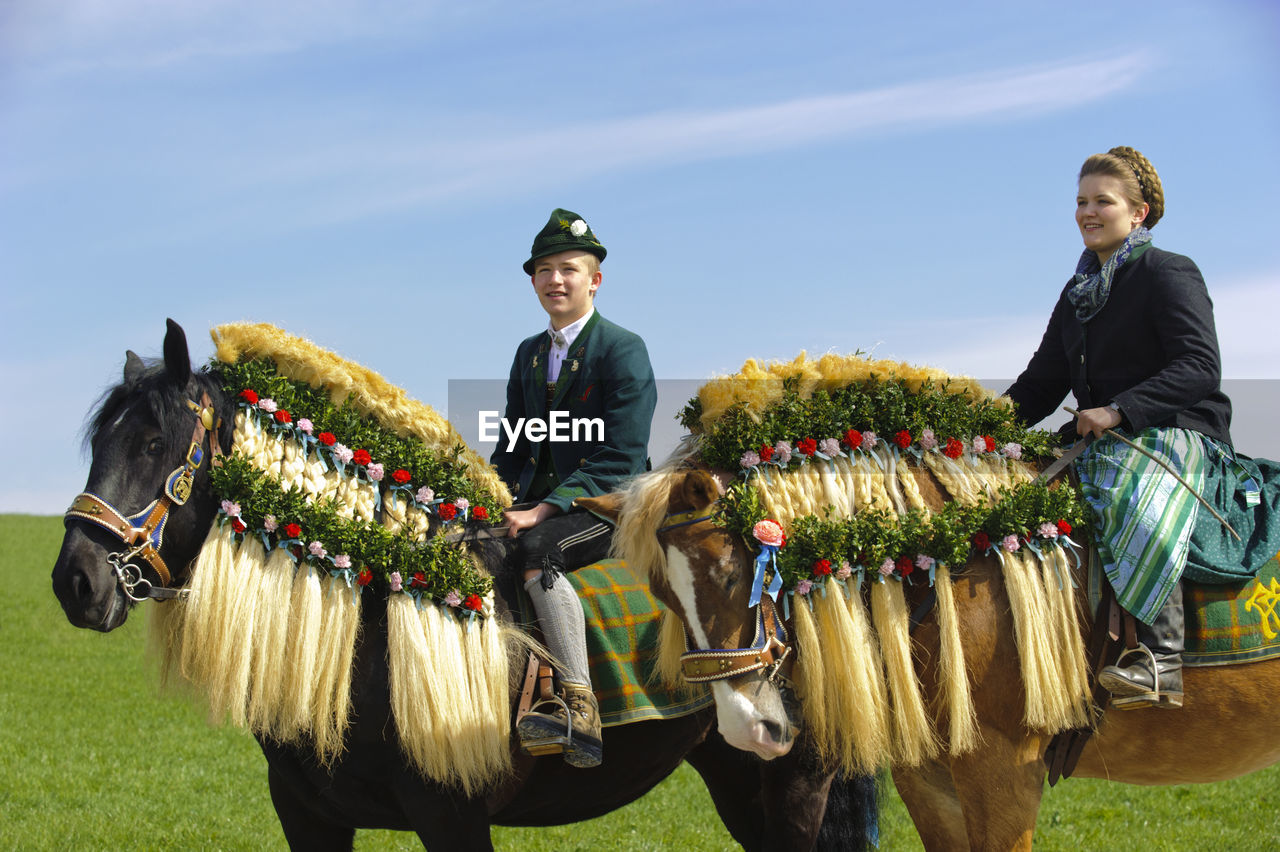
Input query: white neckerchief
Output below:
<box><xmin>547</xmin><ymin>308</ymin><xmax>593</xmax><ymax>383</ymax></box>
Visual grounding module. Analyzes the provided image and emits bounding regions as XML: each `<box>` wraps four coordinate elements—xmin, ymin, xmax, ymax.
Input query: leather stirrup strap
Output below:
<box><xmin>515</xmin><ymin>652</ymin><xmax>541</xmax><ymax>724</ymax></box>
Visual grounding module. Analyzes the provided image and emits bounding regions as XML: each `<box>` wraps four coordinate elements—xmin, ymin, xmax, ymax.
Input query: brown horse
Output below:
<box><xmin>581</xmin><ymin>455</ymin><xmax>1280</xmax><ymax>851</ymax></box>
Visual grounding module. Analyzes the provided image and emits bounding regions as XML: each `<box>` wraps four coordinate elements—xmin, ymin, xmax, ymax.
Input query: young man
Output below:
<box><xmin>493</xmin><ymin>208</ymin><xmax>657</xmax><ymax>768</ymax></box>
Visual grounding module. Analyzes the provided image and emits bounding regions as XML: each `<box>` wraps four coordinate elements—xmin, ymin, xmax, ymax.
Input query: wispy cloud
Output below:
<box><xmin>222</xmin><ymin>54</ymin><xmax>1152</xmax><ymax>229</ymax></box>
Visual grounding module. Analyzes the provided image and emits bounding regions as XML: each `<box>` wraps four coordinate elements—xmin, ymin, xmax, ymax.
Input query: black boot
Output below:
<box><xmin>1098</xmin><ymin>583</ymin><xmax>1184</xmax><ymax>709</ymax></box>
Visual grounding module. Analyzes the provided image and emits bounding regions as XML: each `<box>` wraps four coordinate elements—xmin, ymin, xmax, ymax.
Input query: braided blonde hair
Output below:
<box><xmin>1079</xmin><ymin>146</ymin><xmax>1164</xmax><ymax>228</ymax></box>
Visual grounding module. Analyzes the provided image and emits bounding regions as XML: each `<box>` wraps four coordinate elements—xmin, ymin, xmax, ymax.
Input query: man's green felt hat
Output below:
<box><xmin>523</xmin><ymin>208</ymin><xmax>607</xmax><ymax>274</ymax></box>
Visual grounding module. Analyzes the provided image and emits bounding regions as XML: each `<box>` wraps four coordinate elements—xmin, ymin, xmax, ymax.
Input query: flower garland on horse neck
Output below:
<box><xmin>679</xmin><ymin>351</ymin><xmax>1088</xmax><ymax>616</ymax></box>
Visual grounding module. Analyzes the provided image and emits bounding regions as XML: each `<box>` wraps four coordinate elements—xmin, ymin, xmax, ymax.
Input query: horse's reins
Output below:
<box><xmin>63</xmin><ymin>393</ymin><xmax>224</xmax><ymax>602</ymax></box>
<box><xmin>657</xmin><ymin>504</ymin><xmax>794</xmax><ymax>687</ymax></box>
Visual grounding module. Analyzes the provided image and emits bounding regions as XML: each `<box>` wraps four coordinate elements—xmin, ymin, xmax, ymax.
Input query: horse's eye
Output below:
<box><xmin>146</xmin><ymin>438</ymin><xmax>164</xmax><ymax>456</ymax></box>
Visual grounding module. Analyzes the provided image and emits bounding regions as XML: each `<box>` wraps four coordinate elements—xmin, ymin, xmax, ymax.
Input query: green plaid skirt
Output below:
<box><xmin>1078</xmin><ymin>428</ymin><xmax>1280</xmax><ymax>623</ymax></box>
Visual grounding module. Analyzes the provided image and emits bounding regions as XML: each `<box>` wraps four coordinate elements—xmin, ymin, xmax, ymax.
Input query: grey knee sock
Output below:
<box><xmin>524</xmin><ymin>574</ymin><xmax>591</xmax><ymax>688</ymax></box>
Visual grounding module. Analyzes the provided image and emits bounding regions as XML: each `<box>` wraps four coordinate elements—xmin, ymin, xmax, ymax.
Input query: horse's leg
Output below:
<box><xmin>947</xmin><ymin>729</ymin><xmax>1047</xmax><ymax>852</ymax></box>
<box><xmin>389</xmin><ymin>778</ymin><xmax>495</xmax><ymax>852</ymax></box>
<box><xmin>891</xmin><ymin>759</ymin><xmax>969</xmax><ymax>852</ymax></box>
<box><xmin>268</xmin><ymin>765</ymin><xmax>356</xmax><ymax>852</ymax></box>
<box><xmin>683</xmin><ymin>735</ymin><xmax>766</xmax><ymax>850</ymax></box>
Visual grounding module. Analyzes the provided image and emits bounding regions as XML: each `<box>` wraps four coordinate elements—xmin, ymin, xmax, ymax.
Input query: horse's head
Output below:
<box><xmin>52</xmin><ymin>319</ymin><xmax>230</xmax><ymax>631</ymax></box>
<box><xmin>583</xmin><ymin>466</ymin><xmax>800</xmax><ymax>760</ymax></box>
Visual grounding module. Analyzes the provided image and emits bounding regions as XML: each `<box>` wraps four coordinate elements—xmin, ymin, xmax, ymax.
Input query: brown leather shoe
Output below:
<box><xmin>517</xmin><ymin>682</ymin><xmax>603</xmax><ymax>768</ymax></box>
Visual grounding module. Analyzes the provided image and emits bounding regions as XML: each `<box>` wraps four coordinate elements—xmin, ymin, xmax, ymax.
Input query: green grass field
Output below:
<box><xmin>5</xmin><ymin>514</ymin><xmax>1278</xmax><ymax>850</ymax></box>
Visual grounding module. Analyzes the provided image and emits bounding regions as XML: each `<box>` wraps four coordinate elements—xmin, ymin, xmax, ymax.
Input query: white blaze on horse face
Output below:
<box><xmin>664</xmin><ymin>544</ymin><xmax>793</xmax><ymax>760</ymax></box>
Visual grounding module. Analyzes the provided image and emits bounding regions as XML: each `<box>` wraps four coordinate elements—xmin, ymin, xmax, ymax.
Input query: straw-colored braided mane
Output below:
<box><xmin>150</xmin><ymin>323</ymin><xmax>520</xmax><ymax>794</ymax></box>
<box><xmin>616</xmin><ymin>352</ymin><xmax>1091</xmax><ymax>774</ymax></box>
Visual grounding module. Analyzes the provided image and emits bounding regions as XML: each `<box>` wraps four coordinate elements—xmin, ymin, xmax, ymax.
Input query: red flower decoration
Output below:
<box><xmin>797</xmin><ymin>438</ymin><xmax>818</xmax><ymax>457</ymax></box>
<box><xmin>759</xmin><ymin>444</ymin><xmax>775</xmax><ymax>462</ymax></box>
<box><xmin>318</xmin><ymin>432</ymin><xmax>336</xmax><ymax>447</ymax></box>
<box><xmin>356</xmin><ymin>567</ymin><xmax>373</xmax><ymax>586</ymax></box>
<box><xmin>843</xmin><ymin>428</ymin><xmax>863</xmax><ymax>450</ymax></box>
<box><xmin>473</xmin><ymin>506</ymin><xmax>489</xmax><ymax>520</ymax></box>
<box><xmin>464</xmin><ymin>593</ymin><xmax>483</xmax><ymax>611</ymax></box>
<box><xmin>283</xmin><ymin>522</ymin><xmax>302</xmax><ymax>539</ymax></box>
<box><xmin>274</xmin><ymin>409</ymin><xmax>292</xmax><ymax>424</ymax></box>
<box><xmin>1056</xmin><ymin>520</ymin><xmax>1073</xmax><ymax>537</ymax></box>
<box><xmin>392</xmin><ymin>468</ymin><xmax>412</xmax><ymax>485</ymax></box>
<box><xmin>812</xmin><ymin>558</ymin><xmax>832</xmax><ymax>577</ymax></box>
<box><xmin>944</xmin><ymin>438</ymin><xmax>964</xmax><ymax>459</ymax></box>
<box><xmin>410</xmin><ymin>571</ymin><xmax>428</xmax><ymax>589</ymax></box>
<box><xmin>893</xmin><ymin>430</ymin><xmax>912</xmax><ymax>449</ymax></box>
<box><xmin>438</xmin><ymin>503</ymin><xmax>458</xmax><ymax>521</ymax></box>
<box><xmin>973</xmin><ymin>531</ymin><xmax>991</xmax><ymax>551</ymax></box>
<box><xmin>896</xmin><ymin>556</ymin><xmax>914</xmax><ymax>577</ymax></box>
<box><xmin>239</xmin><ymin>389</ymin><xmax>259</xmax><ymax>404</ymax></box>
<box><xmin>231</xmin><ymin>518</ymin><xmax>247</xmax><ymax>533</ymax></box>
<box><xmin>352</xmin><ymin>449</ymin><xmax>371</xmax><ymax>466</ymax></box>
<box><xmin>983</xmin><ymin>435</ymin><xmax>996</xmax><ymax>453</ymax></box>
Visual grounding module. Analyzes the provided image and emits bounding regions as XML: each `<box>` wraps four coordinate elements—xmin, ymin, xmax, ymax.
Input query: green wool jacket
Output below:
<box><xmin>491</xmin><ymin>311</ymin><xmax>657</xmax><ymax>513</ymax></box>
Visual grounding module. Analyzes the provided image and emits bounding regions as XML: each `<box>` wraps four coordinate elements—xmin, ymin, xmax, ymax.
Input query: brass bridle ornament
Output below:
<box><xmin>656</xmin><ymin>506</ymin><xmax>795</xmax><ymax>687</ymax></box>
<box><xmin>63</xmin><ymin>394</ymin><xmax>224</xmax><ymax>602</ymax></box>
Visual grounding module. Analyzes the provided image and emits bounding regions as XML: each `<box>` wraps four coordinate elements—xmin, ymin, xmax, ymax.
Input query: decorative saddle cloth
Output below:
<box><xmin>1185</xmin><ymin>550</ymin><xmax>1280</xmax><ymax>667</ymax></box>
<box><xmin>516</xmin><ymin>559</ymin><xmax>712</xmax><ymax>727</ymax></box>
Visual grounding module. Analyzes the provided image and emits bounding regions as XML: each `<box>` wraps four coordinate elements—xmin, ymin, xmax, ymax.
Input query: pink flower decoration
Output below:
<box><xmin>773</xmin><ymin>441</ymin><xmax>793</xmax><ymax>464</ymax></box>
<box><xmin>920</xmin><ymin>429</ymin><xmax>938</xmax><ymax>450</ymax></box>
<box><xmin>257</xmin><ymin>398</ymin><xmax>278</xmax><ymax>414</ymax></box>
<box><xmin>445</xmin><ymin>590</ymin><xmax>462</xmax><ymax>607</ymax></box>
<box><xmin>818</xmin><ymin>437</ymin><xmax>841</xmax><ymax>457</ymax></box>
<box><xmin>1038</xmin><ymin>522</ymin><xmax>1060</xmax><ymax>539</ymax></box>
<box><xmin>752</xmin><ymin>519</ymin><xmax>785</xmax><ymax>548</ymax></box>
<box><xmin>308</xmin><ymin>541</ymin><xmax>327</xmax><ymax>559</ymax></box>
<box><xmin>366</xmin><ymin>462</ymin><xmax>384</xmax><ymax>482</ymax></box>
<box><xmin>1002</xmin><ymin>534</ymin><xmax>1021</xmax><ymax>553</ymax></box>
<box><xmin>879</xmin><ymin>558</ymin><xmax>895</xmax><ymax>576</ymax></box>
<box><xmin>332</xmin><ymin>443</ymin><xmax>354</xmax><ymax>465</ymax></box>
<box><xmin>262</xmin><ymin>514</ymin><xmax>278</xmax><ymax>532</ymax></box>
<box><xmin>296</xmin><ymin>418</ymin><xmax>314</xmax><ymax>435</ymax></box>
<box><xmin>972</xmin><ymin>436</ymin><xmax>987</xmax><ymax>454</ymax></box>
<box><xmin>455</xmin><ymin>498</ymin><xmax>470</xmax><ymax>510</ymax></box>
<box><xmin>861</xmin><ymin>431</ymin><xmax>878</xmax><ymax>449</ymax></box>
<box><xmin>220</xmin><ymin>499</ymin><xmax>241</xmax><ymax>517</ymax></box>
<box><xmin>915</xmin><ymin>554</ymin><xmax>936</xmax><ymax>572</ymax></box>
<box><xmin>796</xmin><ymin>579</ymin><xmax>813</xmax><ymax>595</ymax></box>
<box><xmin>415</xmin><ymin>486</ymin><xmax>435</xmax><ymax>503</ymax></box>
<box><xmin>740</xmin><ymin>450</ymin><xmax>761</xmax><ymax>468</ymax></box>
<box><xmin>1002</xmin><ymin>442</ymin><xmax>1022</xmax><ymax>460</ymax></box>
<box><xmin>835</xmin><ymin>560</ymin><xmax>853</xmax><ymax>580</ymax></box>
<box><xmin>334</xmin><ymin>554</ymin><xmax>351</xmax><ymax>569</ymax></box>
<box><xmin>389</xmin><ymin>571</ymin><xmax>403</xmax><ymax>592</ymax></box>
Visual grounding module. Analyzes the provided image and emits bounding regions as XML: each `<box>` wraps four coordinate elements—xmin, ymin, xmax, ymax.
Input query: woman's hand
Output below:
<box><xmin>1076</xmin><ymin>405</ymin><xmax>1122</xmax><ymax>439</ymax></box>
<box><xmin>504</xmin><ymin>502</ymin><xmax>559</xmax><ymax>537</ymax></box>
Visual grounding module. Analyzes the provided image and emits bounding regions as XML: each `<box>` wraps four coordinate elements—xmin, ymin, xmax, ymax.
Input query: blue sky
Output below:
<box><xmin>3</xmin><ymin>0</ymin><xmax>1278</xmax><ymax>513</ymax></box>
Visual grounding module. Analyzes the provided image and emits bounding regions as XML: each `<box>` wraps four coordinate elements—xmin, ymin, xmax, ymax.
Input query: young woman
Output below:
<box><xmin>1005</xmin><ymin>147</ymin><xmax>1279</xmax><ymax>709</ymax></box>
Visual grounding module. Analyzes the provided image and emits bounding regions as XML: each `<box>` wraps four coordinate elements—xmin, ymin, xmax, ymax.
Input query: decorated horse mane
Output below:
<box><xmin>150</xmin><ymin>323</ymin><xmax>522</xmax><ymax>794</ymax></box>
<box><xmin>615</xmin><ymin>352</ymin><xmax>1094</xmax><ymax>774</ymax></box>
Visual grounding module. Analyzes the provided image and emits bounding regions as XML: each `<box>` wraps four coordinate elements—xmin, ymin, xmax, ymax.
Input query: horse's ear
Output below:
<box><xmin>162</xmin><ymin>318</ymin><xmax>191</xmax><ymax>386</ymax></box>
<box><xmin>677</xmin><ymin>470</ymin><xmax>720</xmax><ymax>512</ymax></box>
<box><xmin>575</xmin><ymin>493</ymin><xmax>622</xmax><ymax>522</ymax></box>
<box><xmin>123</xmin><ymin>350</ymin><xmax>146</xmax><ymax>385</ymax></box>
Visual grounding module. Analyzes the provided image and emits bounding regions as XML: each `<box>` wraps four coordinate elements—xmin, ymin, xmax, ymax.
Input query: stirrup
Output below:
<box><xmin>517</xmin><ymin>692</ymin><xmax>575</xmax><ymax>757</ymax></box>
<box><xmin>1104</xmin><ymin>645</ymin><xmax>1183</xmax><ymax>710</ymax></box>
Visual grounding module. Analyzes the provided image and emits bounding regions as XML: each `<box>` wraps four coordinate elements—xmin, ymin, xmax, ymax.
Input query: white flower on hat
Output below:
<box><xmin>569</xmin><ymin>219</ymin><xmax>588</xmax><ymax>236</ymax></box>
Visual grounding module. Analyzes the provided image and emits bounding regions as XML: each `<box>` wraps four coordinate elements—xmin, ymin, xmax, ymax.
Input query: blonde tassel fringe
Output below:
<box><xmin>308</xmin><ymin>576</ymin><xmax>360</xmax><ymax>762</ymax></box>
<box><xmin>933</xmin><ymin>565</ymin><xmax>978</xmax><ymax>753</ymax></box>
<box><xmin>813</xmin><ymin>584</ymin><xmax>891</xmax><ymax>772</ymax></box>
<box><xmin>870</xmin><ymin>580</ymin><xmax>938</xmax><ymax>765</ymax></box>
<box><xmin>791</xmin><ymin>599</ymin><xmax>829</xmax><ymax>761</ymax></box>
<box><xmin>386</xmin><ymin>596</ymin><xmax>511</xmax><ymax>794</ymax></box>
<box><xmin>999</xmin><ymin>550</ymin><xmax>1075</xmax><ymax>731</ymax></box>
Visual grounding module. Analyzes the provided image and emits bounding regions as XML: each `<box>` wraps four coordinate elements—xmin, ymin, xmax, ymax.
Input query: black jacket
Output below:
<box><xmin>1006</xmin><ymin>245</ymin><xmax>1232</xmax><ymax>446</ymax></box>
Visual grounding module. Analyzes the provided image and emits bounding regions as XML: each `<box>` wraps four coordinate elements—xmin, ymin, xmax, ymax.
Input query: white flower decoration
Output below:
<box><xmin>569</xmin><ymin>219</ymin><xmax>588</xmax><ymax>236</ymax></box>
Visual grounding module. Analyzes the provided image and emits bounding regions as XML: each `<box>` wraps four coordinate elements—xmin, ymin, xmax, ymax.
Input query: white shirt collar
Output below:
<box><xmin>547</xmin><ymin>307</ymin><xmax>594</xmax><ymax>351</ymax></box>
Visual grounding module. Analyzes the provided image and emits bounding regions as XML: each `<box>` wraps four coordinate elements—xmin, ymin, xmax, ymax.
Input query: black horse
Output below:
<box><xmin>51</xmin><ymin>319</ymin><xmax>874</xmax><ymax>851</ymax></box>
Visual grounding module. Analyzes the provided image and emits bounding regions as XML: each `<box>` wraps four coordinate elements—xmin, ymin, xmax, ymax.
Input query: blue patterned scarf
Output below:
<box><xmin>1066</xmin><ymin>226</ymin><xmax>1152</xmax><ymax>322</ymax></box>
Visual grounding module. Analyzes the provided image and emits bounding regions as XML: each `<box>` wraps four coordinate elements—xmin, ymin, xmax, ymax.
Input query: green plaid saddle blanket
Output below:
<box><xmin>520</xmin><ymin>559</ymin><xmax>712</xmax><ymax>728</ymax></box>
<box><xmin>1186</xmin><ymin>550</ymin><xmax>1280</xmax><ymax>667</ymax></box>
